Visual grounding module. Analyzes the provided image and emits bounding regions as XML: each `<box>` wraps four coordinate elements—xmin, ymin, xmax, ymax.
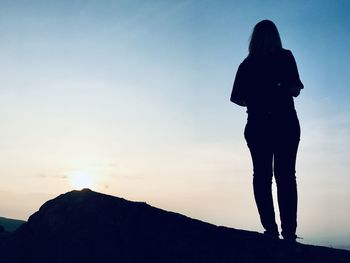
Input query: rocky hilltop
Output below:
<box><xmin>1</xmin><ymin>189</ymin><xmax>349</xmax><ymax>262</ymax></box>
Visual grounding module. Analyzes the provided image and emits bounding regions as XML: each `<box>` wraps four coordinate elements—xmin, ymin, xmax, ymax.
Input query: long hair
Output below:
<box><xmin>248</xmin><ymin>20</ymin><xmax>282</xmax><ymax>56</ymax></box>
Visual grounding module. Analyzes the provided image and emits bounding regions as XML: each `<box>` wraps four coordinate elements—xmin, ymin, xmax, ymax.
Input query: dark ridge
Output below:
<box><xmin>0</xmin><ymin>217</ymin><xmax>25</xmax><ymax>232</ymax></box>
<box><xmin>1</xmin><ymin>189</ymin><xmax>349</xmax><ymax>263</ymax></box>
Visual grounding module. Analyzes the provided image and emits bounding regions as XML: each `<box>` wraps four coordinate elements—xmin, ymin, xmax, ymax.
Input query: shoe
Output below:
<box><xmin>282</xmin><ymin>233</ymin><xmax>297</xmax><ymax>242</ymax></box>
<box><xmin>263</xmin><ymin>230</ymin><xmax>280</xmax><ymax>240</ymax></box>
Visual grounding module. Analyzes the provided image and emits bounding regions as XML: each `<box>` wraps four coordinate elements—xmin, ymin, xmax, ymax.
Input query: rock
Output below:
<box><xmin>1</xmin><ymin>189</ymin><xmax>349</xmax><ymax>263</ymax></box>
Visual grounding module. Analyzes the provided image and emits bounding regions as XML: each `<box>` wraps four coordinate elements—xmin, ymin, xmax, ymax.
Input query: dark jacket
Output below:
<box><xmin>230</xmin><ymin>49</ymin><xmax>303</xmax><ymax>115</ymax></box>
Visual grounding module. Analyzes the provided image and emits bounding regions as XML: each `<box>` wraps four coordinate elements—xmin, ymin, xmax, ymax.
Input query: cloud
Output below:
<box><xmin>37</xmin><ymin>173</ymin><xmax>67</xmax><ymax>179</ymax></box>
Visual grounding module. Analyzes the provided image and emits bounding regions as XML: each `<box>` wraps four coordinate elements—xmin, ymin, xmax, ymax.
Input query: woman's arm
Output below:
<box><xmin>231</xmin><ymin>63</ymin><xmax>247</xmax><ymax>106</ymax></box>
<box><xmin>288</xmin><ymin>86</ymin><xmax>301</xmax><ymax>97</ymax></box>
<box><xmin>277</xmin><ymin>82</ymin><xmax>300</xmax><ymax>97</ymax></box>
<box><xmin>285</xmin><ymin>50</ymin><xmax>304</xmax><ymax>97</ymax></box>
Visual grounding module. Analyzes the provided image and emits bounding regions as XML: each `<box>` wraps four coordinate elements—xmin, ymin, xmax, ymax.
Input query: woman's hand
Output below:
<box><xmin>277</xmin><ymin>82</ymin><xmax>301</xmax><ymax>97</ymax></box>
<box><xmin>287</xmin><ymin>86</ymin><xmax>301</xmax><ymax>97</ymax></box>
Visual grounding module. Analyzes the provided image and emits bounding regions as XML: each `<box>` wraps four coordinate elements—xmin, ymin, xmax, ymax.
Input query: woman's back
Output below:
<box><xmin>230</xmin><ymin>20</ymin><xmax>303</xmax><ymax>241</ymax></box>
<box><xmin>231</xmin><ymin>48</ymin><xmax>303</xmax><ymax>116</ymax></box>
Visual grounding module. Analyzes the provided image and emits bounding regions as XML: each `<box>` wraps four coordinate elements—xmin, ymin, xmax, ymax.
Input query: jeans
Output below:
<box><xmin>244</xmin><ymin>111</ymin><xmax>300</xmax><ymax>238</ymax></box>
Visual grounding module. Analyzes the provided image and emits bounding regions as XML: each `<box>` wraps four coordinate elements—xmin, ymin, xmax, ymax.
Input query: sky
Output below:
<box><xmin>0</xmin><ymin>0</ymin><xmax>350</xmax><ymax>249</ymax></box>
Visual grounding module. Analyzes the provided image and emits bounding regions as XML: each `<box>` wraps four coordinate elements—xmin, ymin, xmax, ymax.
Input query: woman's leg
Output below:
<box><xmin>245</xmin><ymin>121</ymin><xmax>278</xmax><ymax>236</ymax></box>
<box><xmin>273</xmin><ymin>117</ymin><xmax>300</xmax><ymax>240</ymax></box>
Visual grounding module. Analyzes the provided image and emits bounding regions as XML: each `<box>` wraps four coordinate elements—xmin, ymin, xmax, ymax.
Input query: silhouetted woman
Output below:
<box><xmin>230</xmin><ymin>20</ymin><xmax>303</xmax><ymax>241</ymax></box>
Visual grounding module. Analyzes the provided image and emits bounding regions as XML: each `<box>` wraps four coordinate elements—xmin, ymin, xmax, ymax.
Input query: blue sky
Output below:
<box><xmin>0</xmin><ymin>0</ymin><xmax>349</xmax><ymax>249</ymax></box>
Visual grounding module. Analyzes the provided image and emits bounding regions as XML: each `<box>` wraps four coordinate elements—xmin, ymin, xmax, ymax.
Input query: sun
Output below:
<box><xmin>68</xmin><ymin>171</ymin><xmax>95</xmax><ymax>190</ymax></box>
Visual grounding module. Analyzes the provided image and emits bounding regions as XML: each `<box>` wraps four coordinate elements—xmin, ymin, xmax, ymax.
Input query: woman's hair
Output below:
<box><xmin>248</xmin><ymin>20</ymin><xmax>282</xmax><ymax>56</ymax></box>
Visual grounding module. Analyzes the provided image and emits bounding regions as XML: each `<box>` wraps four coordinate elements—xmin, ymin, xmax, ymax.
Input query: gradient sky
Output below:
<box><xmin>0</xmin><ymin>0</ymin><xmax>349</xmax><ymax>249</ymax></box>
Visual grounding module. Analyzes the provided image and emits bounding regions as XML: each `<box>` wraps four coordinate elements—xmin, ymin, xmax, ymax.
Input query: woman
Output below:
<box><xmin>230</xmin><ymin>20</ymin><xmax>303</xmax><ymax>241</ymax></box>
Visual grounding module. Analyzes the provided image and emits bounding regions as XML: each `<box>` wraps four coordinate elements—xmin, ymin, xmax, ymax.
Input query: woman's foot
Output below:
<box><xmin>263</xmin><ymin>230</ymin><xmax>280</xmax><ymax>240</ymax></box>
<box><xmin>282</xmin><ymin>233</ymin><xmax>297</xmax><ymax>242</ymax></box>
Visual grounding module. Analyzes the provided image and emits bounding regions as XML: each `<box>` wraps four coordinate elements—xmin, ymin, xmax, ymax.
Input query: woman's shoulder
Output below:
<box><xmin>279</xmin><ymin>48</ymin><xmax>294</xmax><ymax>58</ymax></box>
<box><xmin>241</xmin><ymin>55</ymin><xmax>255</xmax><ymax>67</ymax></box>
<box><xmin>235</xmin><ymin>57</ymin><xmax>250</xmax><ymax>71</ymax></box>
<box><xmin>240</xmin><ymin>48</ymin><xmax>294</xmax><ymax>66</ymax></box>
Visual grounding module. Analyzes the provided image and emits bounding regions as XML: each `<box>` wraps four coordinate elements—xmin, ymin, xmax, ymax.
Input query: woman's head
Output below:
<box><xmin>249</xmin><ymin>20</ymin><xmax>282</xmax><ymax>56</ymax></box>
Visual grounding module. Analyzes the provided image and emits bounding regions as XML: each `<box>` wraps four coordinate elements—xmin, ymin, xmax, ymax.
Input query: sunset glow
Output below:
<box><xmin>68</xmin><ymin>171</ymin><xmax>95</xmax><ymax>190</ymax></box>
<box><xmin>0</xmin><ymin>0</ymin><xmax>349</xmax><ymax>250</ymax></box>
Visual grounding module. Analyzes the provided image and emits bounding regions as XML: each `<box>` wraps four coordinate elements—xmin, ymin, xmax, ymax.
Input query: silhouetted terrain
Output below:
<box><xmin>0</xmin><ymin>189</ymin><xmax>349</xmax><ymax>262</ymax></box>
<box><xmin>0</xmin><ymin>217</ymin><xmax>25</xmax><ymax>232</ymax></box>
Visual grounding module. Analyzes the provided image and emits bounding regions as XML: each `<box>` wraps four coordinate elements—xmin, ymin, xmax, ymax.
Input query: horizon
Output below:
<box><xmin>0</xmin><ymin>0</ymin><xmax>349</xmax><ymax>250</ymax></box>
